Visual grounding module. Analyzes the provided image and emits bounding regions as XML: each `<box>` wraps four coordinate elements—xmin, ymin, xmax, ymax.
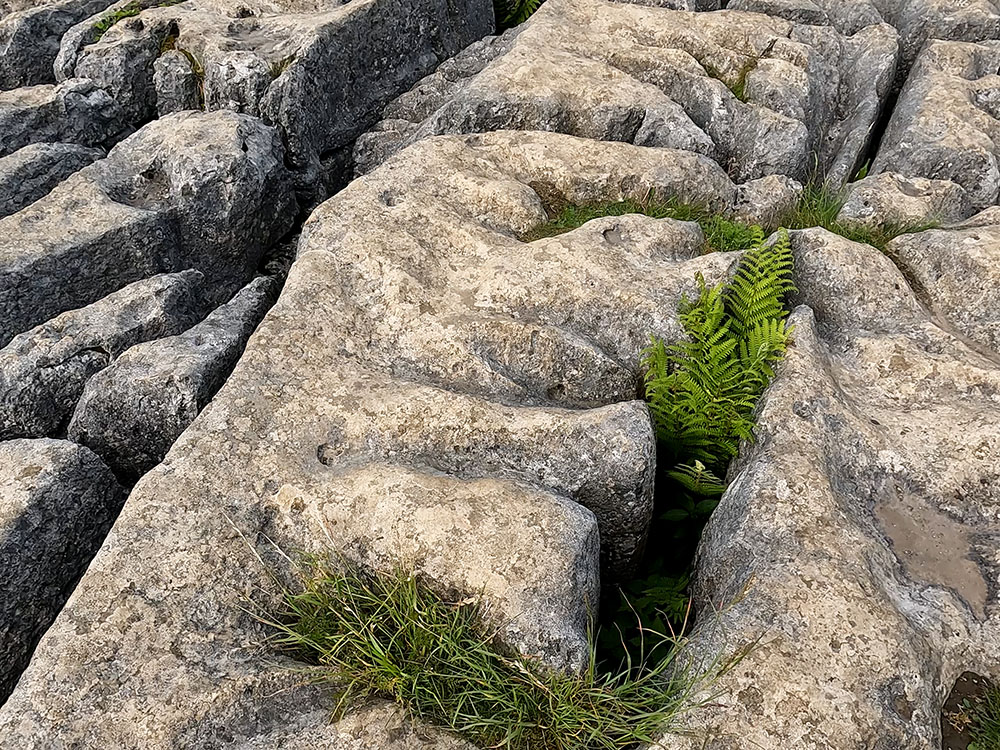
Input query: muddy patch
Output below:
<box><xmin>875</xmin><ymin>482</ymin><xmax>987</xmax><ymax>618</ymax></box>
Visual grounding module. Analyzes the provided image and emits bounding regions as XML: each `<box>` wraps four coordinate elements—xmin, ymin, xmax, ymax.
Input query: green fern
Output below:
<box><xmin>642</xmin><ymin>228</ymin><xmax>795</xmax><ymax>474</ymax></box>
<box><xmin>495</xmin><ymin>0</ymin><xmax>543</xmax><ymax>27</ymax></box>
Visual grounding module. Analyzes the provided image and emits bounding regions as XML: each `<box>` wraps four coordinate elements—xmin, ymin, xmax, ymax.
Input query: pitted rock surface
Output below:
<box><xmin>355</xmin><ymin>0</ymin><xmax>897</xmax><ymax>186</ymax></box>
<box><xmin>0</xmin><ymin>141</ymin><xmax>103</xmax><ymax>218</ymax></box>
<box><xmin>69</xmin><ymin>273</ymin><xmax>280</xmax><ymax>482</ymax></box>
<box><xmin>0</xmin><ymin>131</ymin><xmax>775</xmax><ymax>745</ymax></box>
<box><xmin>0</xmin><ymin>270</ymin><xmax>208</xmax><ymax>441</ymax></box>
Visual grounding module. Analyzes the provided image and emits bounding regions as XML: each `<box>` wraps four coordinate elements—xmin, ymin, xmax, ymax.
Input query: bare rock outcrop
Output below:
<box><xmin>870</xmin><ymin>40</ymin><xmax>1000</xmax><ymax>215</ymax></box>
<box><xmin>69</xmin><ymin>273</ymin><xmax>280</xmax><ymax>482</ymax></box>
<box><xmin>0</xmin><ymin>270</ymin><xmax>208</xmax><ymax>441</ymax></box>
<box><xmin>0</xmin><ymin>0</ymin><xmax>118</xmax><ymax>89</ymax></box>
<box><xmin>0</xmin><ymin>141</ymin><xmax>103</xmax><ymax>218</ymax></box>
<box><xmin>355</xmin><ymin>0</ymin><xmax>897</xmax><ymax>186</ymax></box>
<box><xmin>0</xmin><ymin>438</ymin><xmax>124</xmax><ymax>704</ymax></box>
<box><xmin>0</xmin><ymin>109</ymin><xmax>294</xmax><ymax>348</ymax></box>
<box><xmin>0</xmin><ymin>131</ymin><xmax>776</xmax><ymax>747</ymax></box>
<box><xmin>54</xmin><ymin>0</ymin><xmax>494</xmax><ymax>181</ymax></box>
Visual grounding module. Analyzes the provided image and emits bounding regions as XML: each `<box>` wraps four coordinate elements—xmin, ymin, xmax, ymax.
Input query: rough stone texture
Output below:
<box><xmin>0</xmin><ymin>77</ymin><xmax>126</xmax><ymax>157</ymax></box>
<box><xmin>730</xmin><ymin>0</ymin><xmax>1000</xmax><ymax>70</ymax></box>
<box><xmin>56</xmin><ymin>0</ymin><xmax>494</xmax><ymax>178</ymax></box>
<box><xmin>0</xmin><ymin>270</ymin><xmax>208</xmax><ymax>441</ymax></box>
<box><xmin>0</xmin><ymin>0</ymin><xmax>118</xmax><ymax>89</ymax></box>
<box><xmin>0</xmin><ymin>132</ymin><xmax>765</xmax><ymax>746</ymax></box>
<box><xmin>152</xmin><ymin>49</ymin><xmax>202</xmax><ymax>115</ymax></box>
<box><xmin>837</xmin><ymin>171</ymin><xmax>970</xmax><ymax>230</ymax></box>
<box><xmin>0</xmin><ymin>109</ymin><xmax>295</xmax><ymax>348</ymax></box>
<box><xmin>658</xmin><ymin>228</ymin><xmax>1000</xmax><ymax>748</ymax></box>
<box><xmin>69</xmin><ymin>274</ymin><xmax>280</xmax><ymax>482</ymax></box>
<box><xmin>873</xmin><ymin>40</ymin><xmax>1000</xmax><ymax>214</ymax></box>
<box><xmin>0</xmin><ymin>141</ymin><xmax>103</xmax><ymax>218</ymax></box>
<box><xmin>0</xmin><ymin>438</ymin><xmax>124</xmax><ymax>704</ymax></box>
<box><xmin>354</xmin><ymin>0</ymin><xmax>897</xmax><ymax>186</ymax></box>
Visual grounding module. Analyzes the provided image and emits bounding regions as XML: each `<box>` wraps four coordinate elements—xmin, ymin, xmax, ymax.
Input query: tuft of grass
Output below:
<box><xmin>262</xmin><ymin>559</ymin><xmax>727</xmax><ymax>750</ymax></box>
<box><xmin>969</xmin><ymin>683</ymin><xmax>1000</xmax><ymax>750</ymax></box>
<box><xmin>781</xmin><ymin>182</ymin><xmax>939</xmax><ymax>252</ymax></box>
<box><xmin>269</xmin><ymin>55</ymin><xmax>296</xmax><ymax>80</ymax></box>
<box><xmin>521</xmin><ymin>196</ymin><xmax>763</xmax><ymax>254</ymax></box>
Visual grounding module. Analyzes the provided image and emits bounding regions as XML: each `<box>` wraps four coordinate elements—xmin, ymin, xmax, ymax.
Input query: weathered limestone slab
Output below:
<box><xmin>872</xmin><ymin>40</ymin><xmax>1000</xmax><ymax>215</ymax></box>
<box><xmin>730</xmin><ymin>0</ymin><xmax>1000</xmax><ymax>70</ymax></box>
<box><xmin>659</xmin><ymin>228</ymin><xmax>1000</xmax><ymax>748</ymax></box>
<box><xmin>0</xmin><ymin>77</ymin><xmax>126</xmax><ymax>157</ymax></box>
<box><xmin>0</xmin><ymin>142</ymin><xmax>103</xmax><ymax>218</ymax></box>
<box><xmin>0</xmin><ymin>438</ymin><xmax>124</xmax><ymax>704</ymax></box>
<box><xmin>837</xmin><ymin>171</ymin><xmax>970</xmax><ymax>231</ymax></box>
<box><xmin>0</xmin><ymin>0</ymin><xmax>118</xmax><ymax>89</ymax></box>
<box><xmin>0</xmin><ymin>109</ymin><xmax>294</xmax><ymax>347</ymax></box>
<box><xmin>0</xmin><ymin>270</ymin><xmax>207</xmax><ymax>441</ymax></box>
<box><xmin>69</xmin><ymin>274</ymin><xmax>280</xmax><ymax>482</ymax></box>
<box><xmin>0</xmin><ymin>131</ymin><xmax>773</xmax><ymax>746</ymax></box>
<box><xmin>355</xmin><ymin>0</ymin><xmax>897</xmax><ymax>186</ymax></box>
<box><xmin>55</xmin><ymin>0</ymin><xmax>494</xmax><ymax>178</ymax></box>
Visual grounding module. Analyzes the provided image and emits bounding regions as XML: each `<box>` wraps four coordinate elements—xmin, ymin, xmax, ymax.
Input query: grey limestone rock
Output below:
<box><xmin>0</xmin><ymin>270</ymin><xmax>208</xmax><ymax>441</ymax></box>
<box><xmin>837</xmin><ymin>171</ymin><xmax>971</xmax><ymax>230</ymax></box>
<box><xmin>873</xmin><ymin>39</ymin><xmax>1000</xmax><ymax>213</ymax></box>
<box><xmin>0</xmin><ymin>131</ymin><xmax>774</xmax><ymax>746</ymax></box>
<box><xmin>0</xmin><ymin>141</ymin><xmax>103</xmax><ymax>218</ymax></box>
<box><xmin>69</xmin><ymin>274</ymin><xmax>280</xmax><ymax>482</ymax></box>
<box><xmin>354</xmin><ymin>0</ymin><xmax>897</xmax><ymax>187</ymax></box>
<box><xmin>0</xmin><ymin>438</ymin><xmax>124</xmax><ymax>704</ymax></box>
<box><xmin>0</xmin><ymin>77</ymin><xmax>126</xmax><ymax>157</ymax></box>
<box><xmin>0</xmin><ymin>109</ymin><xmax>295</xmax><ymax>347</ymax></box>
<box><xmin>56</xmin><ymin>0</ymin><xmax>495</xmax><ymax>180</ymax></box>
<box><xmin>0</xmin><ymin>0</ymin><xmax>119</xmax><ymax>89</ymax></box>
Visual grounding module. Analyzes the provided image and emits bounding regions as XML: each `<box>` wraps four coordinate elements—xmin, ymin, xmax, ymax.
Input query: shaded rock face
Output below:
<box><xmin>0</xmin><ymin>438</ymin><xmax>124</xmax><ymax>704</ymax></box>
<box><xmin>54</xmin><ymin>0</ymin><xmax>494</xmax><ymax>178</ymax></box>
<box><xmin>656</xmin><ymin>227</ymin><xmax>1000</xmax><ymax>748</ymax></box>
<box><xmin>355</xmin><ymin>0</ymin><xmax>897</xmax><ymax>186</ymax></box>
<box><xmin>0</xmin><ymin>0</ymin><xmax>118</xmax><ymax>89</ymax></box>
<box><xmin>0</xmin><ymin>109</ymin><xmax>295</xmax><ymax>348</ymax></box>
<box><xmin>0</xmin><ymin>78</ymin><xmax>127</xmax><ymax>157</ymax></box>
<box><xmin>0</xmin><ymin>132</ymin><xmax>775</xmax><ymax>746</ymax></box>
<box><xmin>0</xmin><ymin>270</ymin><xmax>209</xmax><ymax>441</ymax></box>
<box><xmin>0</xmin><ymin>141</ymin><xmax>103</xmax><ymax>218</ymax></box>
<box><xmin>68</xmin><ymin>274</ymin><xmax>280</xmax><ymax>482</ymax></box>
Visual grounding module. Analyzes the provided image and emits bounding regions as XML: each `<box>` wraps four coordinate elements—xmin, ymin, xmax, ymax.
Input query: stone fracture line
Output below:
<box><xmin>357</xmin><ymin>0</ymin><xmax>898</xmax><ymax>187</ymax></box>
<box><xmin>659</xmin><ymin>227</ymin><xmax>1000</xmax><ymax>748</ymax></box>
<box><xmin>49</xmin><ymin>0</ymin><xmax>492</xmax><ymax>178</ymax></box>
<box><xmin>0</xmin><ymin>131</ymin><xmax>785</xmax><ymax>747</ymax></box>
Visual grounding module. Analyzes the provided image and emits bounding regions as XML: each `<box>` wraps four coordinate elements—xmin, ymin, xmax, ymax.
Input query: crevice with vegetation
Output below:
<box><xmin>264</xmin><ymin>559</ymin><xmax>733</xmax><ymax>750</ymax></box>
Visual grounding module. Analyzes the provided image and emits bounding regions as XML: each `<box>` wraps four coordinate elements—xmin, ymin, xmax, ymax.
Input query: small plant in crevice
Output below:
<box><xmin>782</xmin><ymin>181</ymin><xmax>939</xmax><ymax>252</ymax></box>
<box><xmin>967</xmin><ymin>682</ymin><xmax>1000</xmax><ymax>750</ymax></box>
<box><xmin>494</xmin><ymin>0</ymin><xmax>544</xmax><ymax>29</ymax></box>
<box><xmin>521</xmin><ymin>196</ymin><xmax>763</xmax><ymax>253</ymax></box>
<box><xmin>599</xmin><ymin>230</ymin><xmax>795</xmax><ymax>669</ymax></box>
<box><xmin>262</xmin><ymin>558</ymin><xmax>730</xmax><ymax>750</ymax></box>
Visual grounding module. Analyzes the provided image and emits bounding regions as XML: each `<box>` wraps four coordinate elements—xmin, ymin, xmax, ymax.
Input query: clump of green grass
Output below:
<box><xmin>264</xmin><ymin>559</ymin><xmax>725</xmax><ymax>750</ymax></box>
<box><xmin>781</xmin><ymin>182</ymin><xmax>938</xmax><ymax>251</ymax></box>
<box><xmin>969</xmin><ymin>683</ymin><xmax>1000</xmax><ymax>750</ymax></box>
<box><xmin>521</xmin><ymin>196</ymin><xmax>762</xmax><ymax>253</ymax></box>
